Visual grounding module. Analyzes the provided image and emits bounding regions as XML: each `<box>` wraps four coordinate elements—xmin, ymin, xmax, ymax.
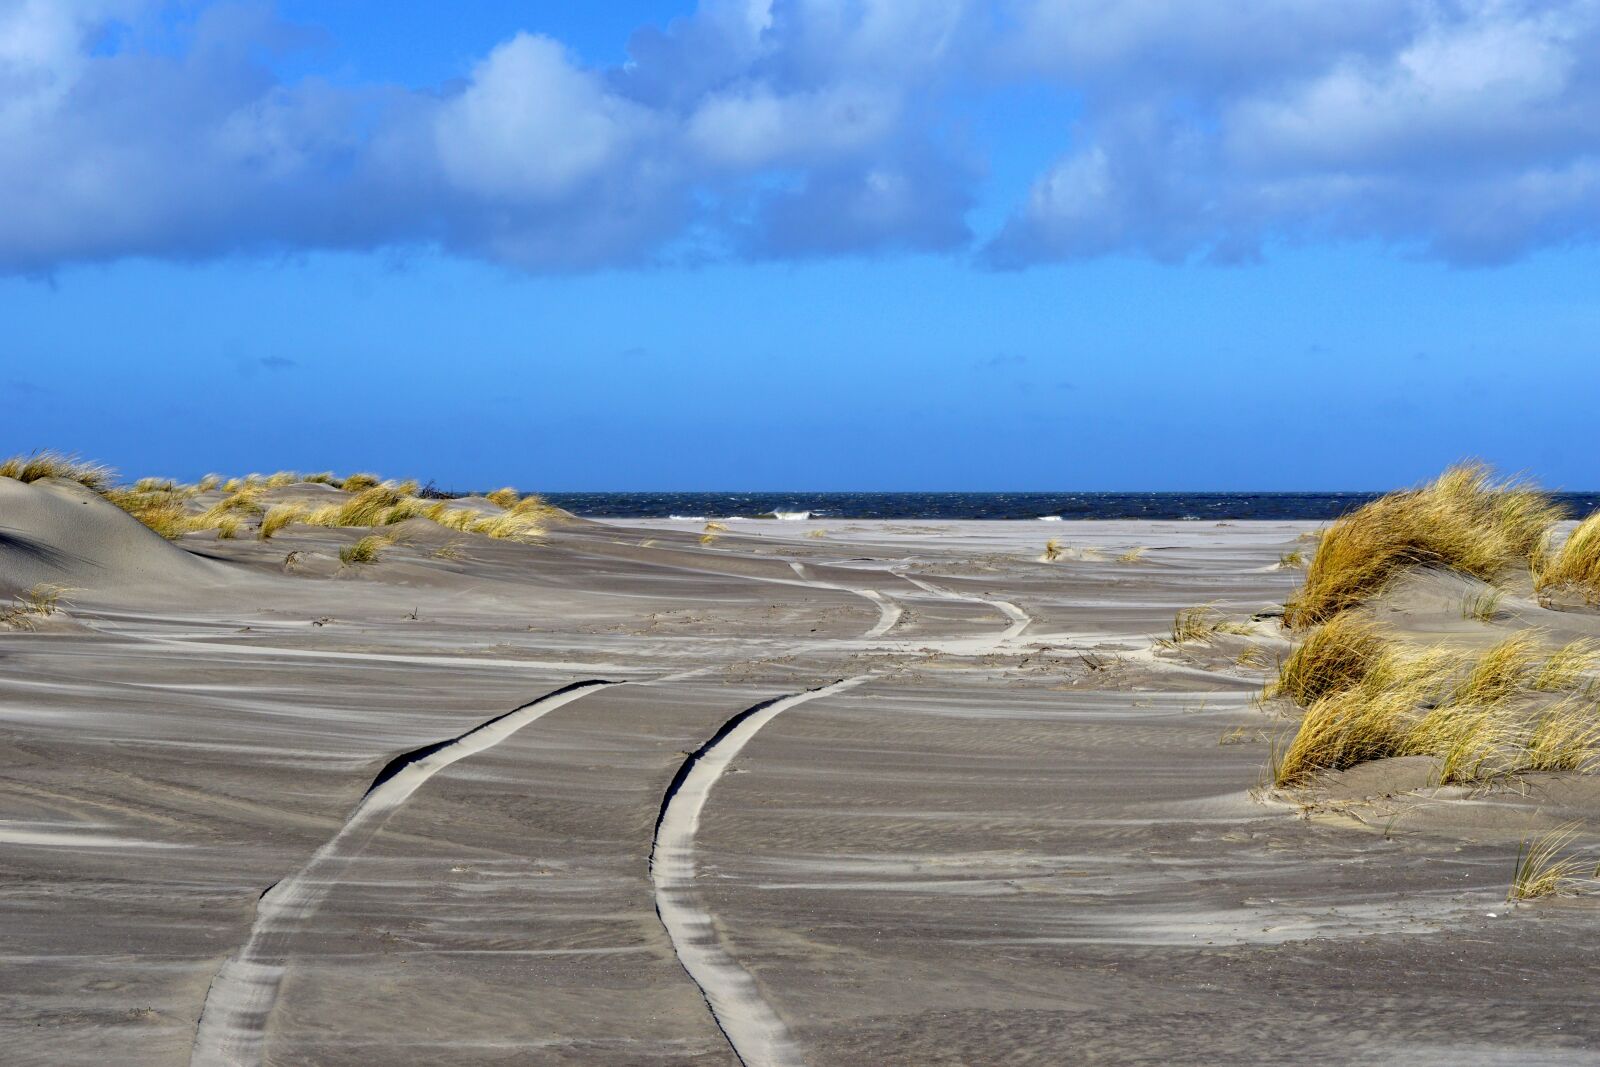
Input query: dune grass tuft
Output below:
<box><xmin>465</xmin><ymin>512</ymin><xmax>546</xmax><ymax>542</ymax></box>
<box><xmin>339</xmin><ymin>534</ymin><xmax>394</xmax><ymax>566</ymax></box>
<box><xmin>1533</xmin><ymin>639</ymin><xmax>1599</xmax><ymax>693</ymax></box>
<box><xmin>107</xmin><ymin>484</ymin><xmax>194</xmax><ymax>539</ymax></box>
<box><xmin>0</xmin><ymin>451</ymin><xmax>116</xmax><ymax>492</ymax></box>
<box><xmin>1285</xmin><ymin>463</ymin><xmax>1563</xmax><ymax>629</ymax></box>
<box><xmin>1536</xmin><ymin>513</ymin><xmax>1600</xmax><ymax>603</ymax></box>
<box><xmin>486</xmin><ymin>487</ymin><xmax>520</xmax><ymax>508</ymax></box>
<box><xmin>1118</xmin><ymin>546</ymin><xmax>1147</xmax><ymax>563</ymax></box>
<box><xmin>1524</xmin><ymin>698</ymin><xmax>1600</xmax><ymax>773</ymax></box>
<box><xmin>1168</xmin><ymin>604</ymin><xmax>1252</xmax><ymax>645</ymax></box>
<box><xmin>340</xmin><ymin>472</ymin><xmax>381</xmax><ymax>492</ymax></box>
<box><xmin>1508</xmin><ymin>825</ymin><xmax>1592</xmax><ymax>901</ymax></box>
<box><xmin>1270</xmin><ymin>627</ymin><xmax>1600</xmax><ymax>787</ymax></box>
<box><xmin>1461</xmin><ymin>587</ymin><xmax>1504</xmax><ymax>621</ymax></box>
<box><xmin>1278</xmin><ymin>550</ymin><xmax>1305</xmax><ymax>569</ymax></box>
<box><xmin>2</xmin><ymin>584</ymin><xmax>67</xmax><ymax>629</ymax></box>
<box><xmin>1270</xmin><ymin>613</ymin><xmax>1389</xmax><ymax>706</ymax></box>
<box><xmin>258</xmin><ymin>504</ymin><xmax>308</xmax><ymax>540</ymax></box>
<box><xmin>1453</xmin><ymin>631</ymin><xmax>1545</xmax><ymax>706</ymax></box>
<box><xmin>1043</xmin><ymin>538</ymin><xmax>1063</xmax><ymax>562</ymax></box>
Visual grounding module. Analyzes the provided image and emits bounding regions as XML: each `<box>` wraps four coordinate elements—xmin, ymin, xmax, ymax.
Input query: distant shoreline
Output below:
<box><xmin>535</xmin><ymin>491</ymin><xmax>1600</xmax><ymax>522</ymax></box>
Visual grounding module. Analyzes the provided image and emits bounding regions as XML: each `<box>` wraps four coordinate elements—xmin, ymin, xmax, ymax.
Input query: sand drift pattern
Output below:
<box><xmin>651</xmin><ymin>677</ymin><xmax>872</xmax><ymax>1067</ymax></box>
<box><xmin>188</xmin><ymin>679</ymin><xmax>618</xmax><ymax>1067</ymax></box>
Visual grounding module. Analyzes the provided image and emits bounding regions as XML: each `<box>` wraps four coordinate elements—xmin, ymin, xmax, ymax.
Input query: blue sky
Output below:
<box><xmin>3</xmin><ymin>1</ymin><xmax>1597</xmax><ymax>490</ymax></box>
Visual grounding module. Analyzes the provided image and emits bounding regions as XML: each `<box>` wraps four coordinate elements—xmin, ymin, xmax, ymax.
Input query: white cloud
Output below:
<box><xmin>988</xmin><ymin>0</ymin><xmax>1600</xmax><ymax>265</ymax></box>
<box><xmin>686</xmin><ymin>82</ymin><xmax>900</xmax><ymax>167</ymax></box>
<box><xmin>2</xmin><ymin>0</ymin><xmax>1598</xmax><ymax>273</ymax></box>
<box><xmin>435</xmin><ymin>34</ymin><xmax>654</xmax><ymax>201</ymax></box>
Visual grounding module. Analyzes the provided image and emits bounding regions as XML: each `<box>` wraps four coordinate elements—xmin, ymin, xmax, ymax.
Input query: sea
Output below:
<box><xmin>539</xmin><ymin>492</ymin><xmax>1600</xmax><ymax>523</ymax></box>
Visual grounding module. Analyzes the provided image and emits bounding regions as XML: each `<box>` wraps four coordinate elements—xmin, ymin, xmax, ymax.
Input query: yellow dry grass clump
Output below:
<box><xmin>1269</xmin><ymin>613</ymin><xmax>1389</xmax><ymax>706</ymax></box>
<box><xmin>1285</xmin><ymin>463</ymin><xmax>1563</xmax><ymax>629</ymax></box>
<box><xmin>1168</xmin><ymin>604</ymin><xmax>1254</xmax><ymax>646</ymax></box>
<box><xmin>339</xmin><ymin>534</ymin><xmax>394</xmax><ymax>566</ymax></box>
<box><xmin>1</xmin><ymin>584</ymin><xmax>67</xmax><ymax>629</ymax></box>
<box><xmin>8</xmin><ymin>452</ymin><xmax>554</xmax><ymax>546</ymax></box>
<box><xmin>0</xmin><ymin>451</ymin><xmax>116</xmax><ymax>492</ymax></box>
<box><xmin>1270</xmin><ymin>625</ymin><xmax>1600</xmax><ymax>786</ymax></box>
<box><xmin>1536</xmin><ymin>513</ymin><xmax>1600</xmax><ymax>603</ymax></box>
<box><xmin>1508</xmin><ymin>825</ymin><xmax>1593</xmax><ymax>901</ymax></box>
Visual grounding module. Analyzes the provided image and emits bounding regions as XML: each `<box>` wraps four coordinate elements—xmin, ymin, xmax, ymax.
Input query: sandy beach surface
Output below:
<box><xmin>3</xmin><ymin>482</ymin><xmax>1597</xmax><ymax>1065</ymax></box>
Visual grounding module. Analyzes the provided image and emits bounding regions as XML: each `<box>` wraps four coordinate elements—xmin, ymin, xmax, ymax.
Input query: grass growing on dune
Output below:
<box><xmin>1461</xmin><ymin>587</ymin><xmax>1504</xmax><ymax>621</ymax></box>
<box><xmin>258</xmin><ymin>504</ymin><xmax>308</xmax><ymax>540</ymax></box>
<box><xmin>0</xmin><ymin>451</ymin><xmax>116</xmax><ymax>492</ymax></box>
<box><xmin>1118</xmin><ymin>546</ymin><xmax>1147</xmax><ymax>563</ymax></box>
<box><xmin>1270</xmin><ymin>613</ymin><xmax>1389</xmax><ymax>706</ymax></box>
<box><xmin>106</xmin><ymin>484</ymin><xmax>194</xmax><ymax>539</ymax></box>
<box><xmin>1285</xmin><ymin>463</ymin><xmax>1562</xmax><ymax>629</ymax></box>
<box><xmin>1536</xmin><ymin>513</ymin><xmax>1600</xmax><ymax>603</ymax></box>
<box><xmin>8</xmin><ymin>452</ymin><xmax>554</xmax><ymax>546</ymax></box>
<box><xmin>1043</xmin><ymin>539</ymin><xmax>1063</xmax><ymax>562</ymax></box>
<box><xmin>1452</xmin><ymin>631</ymin><xmax>1545</xmax><ymax>706</ymax></box>
<box><xmin>341</xmin><ymin>472</ymin><xmax>381</xmax><ymax>492</ymax></box>
<box><xmin>1167</xmin><ymin>604</ymin><xmax>1255</xmax><ymax>646</ymax></box>
<box><xmin>1533</xmin><ymin>639</ymin><xmax>1599</xmax><ymax>693</ymax></box>
<box><xmin>1508</xmin><ymin>825</ymin><xmax>1592</xmax><ymax>901</ymax></box>
<box><xmin>486</xmin><ymin>487</ymin><xmax>520</xmax><ymax>508</ymax></box>
<box><xmin>1</xmin><ymin>584</ymin><xmax>67</xmax><ymax>629</ymax></box>
<box><xmin>339</xmin><ymin>534</ymin><xmax>394</xmax><ymax>566</ymax></box>
<box><xmin>1269</xmin><ymin>624</ymin><xmax>1600</xmax><ymax>786</ymax></box>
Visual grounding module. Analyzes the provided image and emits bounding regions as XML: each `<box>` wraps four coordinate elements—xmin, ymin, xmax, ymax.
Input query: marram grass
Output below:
<box><xmin>1285</xmin><ymin>463</ymin><xmax>1563</xmax><ymax>629</ymax></box>
<box><xmin>1269</xmin><ymin>624</ymin><xmax>1600</xmax><ymax>787</ymax></box>
<box><xmin>339</xmin><ymin>534</ymin><xmax>394</xmax><ymax>566</ymax></box>
<box><xmin>1508</xmin><ymin>825</ymin><xmax>1592</xmax><ymax>902</ymax></box>
<box><xmin>1536</xmin><ymin>513</ymin><xmax>1600</xmax><ymax>603</ymax></box>
<box><xmin>0</xmin><ymin>451</ymin><xmax>116</xmax><ymax>492</ymax></box>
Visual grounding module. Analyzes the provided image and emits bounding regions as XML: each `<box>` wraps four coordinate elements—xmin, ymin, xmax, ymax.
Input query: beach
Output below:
<box><xmin>2</xmin><ymin>480</ymin><xmax>1598</xmax><ymax>1065</ymax></box>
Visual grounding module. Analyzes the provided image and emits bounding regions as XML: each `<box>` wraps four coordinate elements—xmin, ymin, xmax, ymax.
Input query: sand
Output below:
<box><xmin>1</xmin><ymin>485</ymin><xmax>1598</xmax><ymax>1064</ymax></box>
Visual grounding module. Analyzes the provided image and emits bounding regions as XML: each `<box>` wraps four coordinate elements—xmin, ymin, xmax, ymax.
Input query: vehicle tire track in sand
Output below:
<box><xmin>787</xmin><ymin>562</ymin><xmax>902</xmax><ymax>638</ymax></box>
<box><xmin>651</xmin><ymin>676</ymin><xmax>872</xmax><ymax>1067</ymax></box>
<box><xmin>189</xmin><ymin>679</ymin><xmax>619</xmax><ymax>1067</ymax></box>
<box><xmin>896</xmin><ymin>572</ymin><xmax>1032</xmax><ymax>645</ymax></box>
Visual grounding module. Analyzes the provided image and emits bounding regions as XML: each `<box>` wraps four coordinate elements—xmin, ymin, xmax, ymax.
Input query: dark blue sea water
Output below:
<box><xmin>541</xmin><ymin>492</ymin><xmax>1600</xmax><ymax>522</ymax></box>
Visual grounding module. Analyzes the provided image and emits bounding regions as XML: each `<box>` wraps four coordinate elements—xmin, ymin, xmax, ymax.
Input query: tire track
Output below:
<box><xmin>788</xmin><ymin>562</ymin><xmax>902</xmax><ymax>638</ymax></box>
<box><xmin>896</xmin><ymin>572</ymin><xmax>1032</xmax><ymax>646</ymax></box>
<box><xmin>651</xmin><ymin>677</ymin><xmax>872</xmax><ymax>1067</ymax></box>
<box><xmin>189</xmin><ymin>679</ymin><xmax>619</xmax><ymax>1067</ymax></box>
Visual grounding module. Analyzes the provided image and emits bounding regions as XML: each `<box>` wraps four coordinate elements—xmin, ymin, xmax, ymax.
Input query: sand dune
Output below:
<box><xmin>2</xmin><ymin>490</ymin><xmax>1598</xmax><ymax>1064</ymax></box>
<box><xmin>0</xmin><ymin>478</ymin><xmax>227</xmax><ymax>595</ymax></box>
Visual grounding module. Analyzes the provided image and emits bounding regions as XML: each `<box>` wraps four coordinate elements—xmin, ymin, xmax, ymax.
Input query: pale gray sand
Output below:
<box><xmin>2</xmin><ymin>486</ymin><xmax>1597</xmax><ymax>1064</ymax></box>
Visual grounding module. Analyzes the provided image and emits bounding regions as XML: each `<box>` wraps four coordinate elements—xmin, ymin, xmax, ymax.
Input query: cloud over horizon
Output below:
<box><xmin>2</xmin><ymin>0</ymin><xmax>1597</xmax><ymax>274</ymax></box>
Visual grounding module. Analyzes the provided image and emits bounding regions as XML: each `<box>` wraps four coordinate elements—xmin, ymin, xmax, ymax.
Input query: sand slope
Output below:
<box><xmin>0</xmin><ymin>478</ymin><xmax>227</xmax><ymax>596</ymax></box>
<box><xmin>0</xmin><ymin>516</ymin><xmax>1596</xmax><ymax>1064</ymax></box>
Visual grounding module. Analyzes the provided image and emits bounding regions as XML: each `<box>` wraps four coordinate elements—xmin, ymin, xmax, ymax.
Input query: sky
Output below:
<box><xmin>2</xmin><ymin>0</ymin><xmax>1597</xmax><ymax>490</ymax></box>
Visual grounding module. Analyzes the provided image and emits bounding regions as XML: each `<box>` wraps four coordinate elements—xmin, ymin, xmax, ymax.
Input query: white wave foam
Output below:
<box><xmin>1038</xmin><ymin>515</ymin><xmax>1063</xmax><ymax>521</ymax></box>
<box><xmin>668</xmin><ymin>515</ymin><xmax>707</xmax><ymax>521</ymax></box>
<box><xmin>771</xmin><ymin>510</ymin><xmax>810</xmax><ymax>521</ymax></box>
